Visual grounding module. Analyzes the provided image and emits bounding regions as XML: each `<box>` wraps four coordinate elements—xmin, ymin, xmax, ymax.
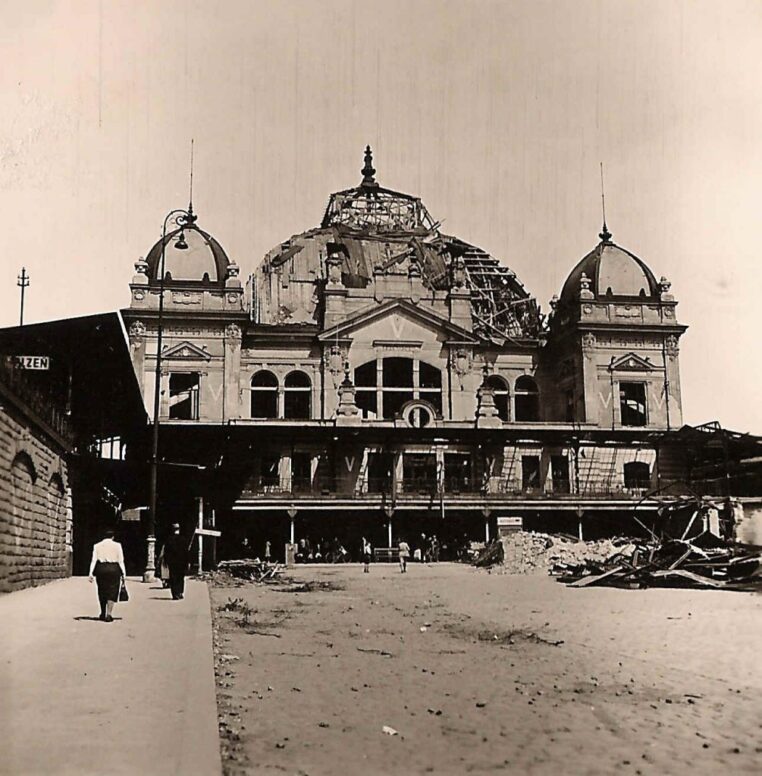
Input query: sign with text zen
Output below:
<box><xmin>8</xmin><ymin>355</ymin><xmax>50</xmax><ymax>370</ymax></box>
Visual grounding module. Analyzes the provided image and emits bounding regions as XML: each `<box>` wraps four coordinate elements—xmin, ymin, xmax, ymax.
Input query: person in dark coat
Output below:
<box><xmin>164</xmin><ymin>523</ymin><xmax>189</xmax><ymax>600</ymax></box>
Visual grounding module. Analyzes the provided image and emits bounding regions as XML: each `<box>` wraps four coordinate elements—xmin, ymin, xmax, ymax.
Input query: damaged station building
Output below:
<box><xmin>120</xmin><ymin>147</ymin><xmax>705</xmax><ymax>563</ymax></box>
<box><xmin>3</xmin><ymin>148</ymin><xmax>761</xmax><ymax>587</ymax></box>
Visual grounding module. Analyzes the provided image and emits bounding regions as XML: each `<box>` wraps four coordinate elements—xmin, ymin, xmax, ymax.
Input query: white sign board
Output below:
<box><xmin>10</xmin><ymin>355</ymin><xmax>50</xmax><ymax>370</ymax></box>
<box><xmin>497</xmin><ymin>516</ymin><xmax>524</xmax><ymax>529</ymax></box>
<box><xmin>195</xmin><ymin>528</ymin><xmax>221</xmax><ymax>537</ymax></box>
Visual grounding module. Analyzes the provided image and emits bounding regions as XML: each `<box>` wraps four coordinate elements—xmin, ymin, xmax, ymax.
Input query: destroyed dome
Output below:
<box><xmin>560</xmin><ymin>226</ymin><xmax>659</xmax><ymax>302</ymax></box>
<box><xmin>145</xmin><ymin>221</ymin><xmax>232</xmax><ymax>285</ymax></box>
<box><xmin>252</xmin><ymin>147</ymin><xmax>540</xmax><ymax>341</ymax></box>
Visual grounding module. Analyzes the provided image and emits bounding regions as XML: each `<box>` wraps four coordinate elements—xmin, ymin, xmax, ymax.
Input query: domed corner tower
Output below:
<box><xmin>251</xmin><ymin>146</ymin><xmax>542</xmax><ymax>422</ymax></box>
<box><xmin>543</xmin><ymin>224</ymin><xmax>687</xmax><ymax>430</ymax></box>
<box><xmin>123</xmin><ymin>208</ymin><xmax>246</xmax><ymax>422</ymax></box>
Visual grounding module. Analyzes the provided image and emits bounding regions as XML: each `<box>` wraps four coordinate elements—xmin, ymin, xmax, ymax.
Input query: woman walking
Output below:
<box><xmin>88</xmin><ymin>528</ymin><xmax>126</xmax><ymax>622</ymax></box>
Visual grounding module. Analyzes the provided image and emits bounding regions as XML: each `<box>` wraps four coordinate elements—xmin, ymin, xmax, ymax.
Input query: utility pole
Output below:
<box><xmin>17</xmin><ymin>267</ymin><xmax>30</xmax><ymax>325</ymax></box>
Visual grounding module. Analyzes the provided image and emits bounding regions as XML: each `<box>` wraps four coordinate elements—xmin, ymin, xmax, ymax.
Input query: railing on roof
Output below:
<box><xmin>240</xmin><ymin>476</ymin><xmax>650</xmax><ymax>501</ymax></box>
<box><xmin>0</xmin><ymin>357</ymin><xmax>74</xmax><ymax>444</ymax></box>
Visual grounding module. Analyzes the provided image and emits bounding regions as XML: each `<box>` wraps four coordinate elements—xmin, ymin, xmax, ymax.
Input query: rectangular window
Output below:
<box><xmin>522</xmin><ymin>455</ymin><xmax>541</xmax><ymax>490</ymax></box>
<box><xmin>169</xmin><ymin>373</ymin><xmax>200</xmax><ymax>419</ymax></box>
<box><xmin>367</xmin><ymin>452</ymin><xmax>395</xmax><ymax>493</ymax></box>
<box><xmin>291</xmin><ymin>452</ymin><xmax>312</xmax><ymax>493</ymax></box>
<box><xmin>620</xmin><ymin>382</ymin><xmax>647</xmax><ymax>427</ymax></box>
<box><xmin>564</xmin><ymin>390</ymin><xmax>575</xmax><ymax>422</ymax></box>
<box><xmin>402</xmin><ymin>453</ymin><xmax>437</xmax><ymax>493</ymax></box>
<box><xmin>383</xmin><ymin>390</ymin><xmax>413</xmax><ymax>419</ymax></box>
<box><xmin>259</xmin><ymin>454</ymin><xmax>280</xmax><ymax>490</ymax></box>
<box><xmin>624</xmin><ymin>461</ymin><xmax>651</xmax><ymax>489</ymax></box>
<box><xmin>444</xmin><ymin>453</ymin><xmax>472</xmax><ymax>493</ymax></box>
<box><xmin>356</xmin><ymin>390</ymin><xmax>378</xmax><ymax>419</ymax></box>
<box><xmin>550</xmin><ymin>455</ymin><xmax>570</xmax><ymax>494</ymax></box>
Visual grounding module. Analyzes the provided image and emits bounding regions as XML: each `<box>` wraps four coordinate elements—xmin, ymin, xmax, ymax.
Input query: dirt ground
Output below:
<box><xmin>209</xmin><ymin>563</ymin><xmax>762</xmax><ymax>775</ymax></box>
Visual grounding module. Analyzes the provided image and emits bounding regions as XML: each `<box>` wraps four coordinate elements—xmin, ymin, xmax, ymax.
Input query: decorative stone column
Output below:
<box><xmin>335</xmin><ymin>367</ymin><xmax>361</xmax><ymax>426</ymax></box>
<box><xmin>128</xmin><ymin>321</ymin><xmax>147</xmax><ymax>399</ymax></box>
<box><xmin>224</xmin><ymin>323</ymin><xmax>242</xmax><ymax>420</ymax></box>
<box><xmin>476</xmin><ymin>384</ymin><xmax>501</xmax><ymax>428</ymax></box>
<box><xmin>324</xmin><ymin>251</ymin><xmax>347</xmax><ymax>329</ymax></box>
<box><xmin>448</xmin><ymin>256</ymin><xmax>472</xmax><ymax>331</ymax></box>
<box><xmin>580</xmin><ymin>332</ymin><xmax>600</xmax><ymax>426</ymax></box>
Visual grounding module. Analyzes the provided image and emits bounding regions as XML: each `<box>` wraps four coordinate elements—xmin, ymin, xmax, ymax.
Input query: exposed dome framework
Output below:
<box><xmin>256</xmin><ymin>147</ymin><xmax>540</xmax><ymax>342</ymax></box>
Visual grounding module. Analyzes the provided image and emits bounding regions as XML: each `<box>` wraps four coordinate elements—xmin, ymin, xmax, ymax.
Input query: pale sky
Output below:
<box><xmin>1</xmin><ymin>0</ymin><xmax>761</xmax><ymax>432</ymax></box>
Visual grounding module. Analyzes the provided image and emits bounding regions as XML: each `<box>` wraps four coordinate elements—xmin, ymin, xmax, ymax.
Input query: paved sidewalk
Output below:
<box><xmin>0</xmin><ymin>576</ymin><xmax>221</xmax><ymax>776</ymax></box>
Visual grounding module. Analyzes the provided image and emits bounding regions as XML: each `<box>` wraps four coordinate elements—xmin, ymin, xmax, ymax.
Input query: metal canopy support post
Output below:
<box><xmin>197</xmin><ymin>496</ymin><xmax>204</xmax><ymax>574</ymax></box>
<box><xmin>288</xmin><ymin>504</ymin><xmax>297</xmax><ymax>545</ymax></box>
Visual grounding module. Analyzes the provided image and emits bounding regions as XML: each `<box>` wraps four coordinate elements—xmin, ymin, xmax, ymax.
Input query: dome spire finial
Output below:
<box><xmin>187</xmin><ymin>138</ymin><xmax>197</xmax><ymax>222</ymax></box>
<box><xmin>361</xmin><ymin>145</ymin><xmax>378</xmax><ymax>188</ymax></box>
<box><xmin>599</xmin><ymin>162</ymin><xmax>611</xmax><ymax>242</ymax></box>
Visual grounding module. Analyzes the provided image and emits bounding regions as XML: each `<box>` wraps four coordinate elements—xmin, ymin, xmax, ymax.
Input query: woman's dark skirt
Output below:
<box><xmin>94</xmin><ymin>561</ymin><xmax>122</xmax><ymax>604</ymax></box>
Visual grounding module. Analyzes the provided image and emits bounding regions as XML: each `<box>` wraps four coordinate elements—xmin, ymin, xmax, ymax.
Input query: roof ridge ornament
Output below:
<box><xmin>361</xmin><ymin>145</ymin><xmax>378</xmax><ymax>188</ymax></box>
<box><xmin>599</xmin><ymin>222</ymin><xmax>612</xmax><ymax>243</ymax></box>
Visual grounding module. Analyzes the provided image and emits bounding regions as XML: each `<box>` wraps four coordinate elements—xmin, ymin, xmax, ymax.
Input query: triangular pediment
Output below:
<box><xmin>610</xmin><ymin>352</ymin><xmax>653</xmax><ymax>371</ymax></box>
<box><xmin>318</xmin><ymin>299</ymin><xmax>479</xmax><ymax>344</ymax></box>
<box><xmin>161</xmin><ymin>341</ymin><xmax>211</xmax><ymax>361</ymax></box>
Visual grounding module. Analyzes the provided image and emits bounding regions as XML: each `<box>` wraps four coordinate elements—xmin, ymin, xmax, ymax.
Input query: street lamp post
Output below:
<box><xmin>144</xmin><ymin>206</ymin><xmax>196</xmax><ymax>583</ymax></box>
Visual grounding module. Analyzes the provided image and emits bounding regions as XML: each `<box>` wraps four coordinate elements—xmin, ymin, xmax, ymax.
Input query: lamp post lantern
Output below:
<box><xmin>144</xmin><ymin>206</ymin><xmax>196</xmax><ymax>583</ymax></box>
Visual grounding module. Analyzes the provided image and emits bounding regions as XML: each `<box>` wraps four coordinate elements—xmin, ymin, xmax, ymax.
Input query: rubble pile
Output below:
<box><xmin>477</xmin><ymin>532</ymin><xmax>627</xmax><ymax>575</ymax></box>
<box><xmin>556</xmin><ymin>536</ymin><xmax>762</xmax><ymax>590</ymax></box>
<box><xmin>215</xmin><ymin>559</ymin><xmax>284</xmax><ymax>583</ymax></box>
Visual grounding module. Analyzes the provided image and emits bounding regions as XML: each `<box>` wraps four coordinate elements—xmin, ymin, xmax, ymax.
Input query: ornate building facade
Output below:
<box><xmin>122</xmin><ymin>149</ymin><xmax>688</xmax><ymax>558</ymax></box>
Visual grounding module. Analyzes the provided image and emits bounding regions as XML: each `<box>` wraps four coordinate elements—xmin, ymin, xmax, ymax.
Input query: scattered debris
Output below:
<box><xmin>357</xmin><ymin>647</ymin><xmax>394</xmax><ymax>657</ymax></box>
<box><xmin>276</xmin><ymin>580</ymin><xmax>345</xmax><ymax>593</ymax></box>
<box><xmin>216</xmin><ymin>559</ymin><xmax>284</xmax><ymax>583</ymax></box>
<box><xmin>556</xmin><ymin>536</ymin><xmax>762</xmax><ymax>590</ymax></box>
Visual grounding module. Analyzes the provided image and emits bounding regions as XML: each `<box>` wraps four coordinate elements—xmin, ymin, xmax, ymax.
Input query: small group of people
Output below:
<box><xmin>415</xmin><ymin>534</ymin><xmax>441</xmax><ymax>563</ymax></box>
<box><xmin>295</xmin><ymin>536</ymin><xmax>349</xmax><ymax>564</ymax></box>
<box><xmin>88</xmin><ymin>522</ymin><xmax>191</xmax><ymax>621</ymax></box>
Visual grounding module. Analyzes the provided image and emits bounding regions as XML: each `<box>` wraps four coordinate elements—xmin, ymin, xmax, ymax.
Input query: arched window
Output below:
<box><xmin>624</xmin><ymin>461</ymin><xmax>651</xmax><ymax>489</ymax></box>
<box><xmin>353</xmin><ymin>358</ymin><xmax>443</xmax><ymax>420</ymax></box>
<box><xmin>514</xmin><ymin>376</ymin><xmax>539</xmax><ymax>422</ymax></box>
<box><xmin>9</xmin><ymin>453</ymin><xmax>36</xmax><ymax>568</ymax></box>
<box><xmin>484</xmin><ymin>375</ymin><xmax>510</xmax><ymax>421</ymax></box>
<box><xmin>284</xmin><ymin>371</ymin><xmax>311</xmax><ymax>419</ymax></box>
<box><xmin>251</xmin><ymin>371</ymin><xmax>278</xmax><ymax>418</ymax></box>
<box><xmin>48</xmin><ymin>474</ymin><xmax>65</xmax><ymax>555</ymax></box>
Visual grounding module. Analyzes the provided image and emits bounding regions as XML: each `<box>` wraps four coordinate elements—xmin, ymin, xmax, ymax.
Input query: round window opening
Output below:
<box><xmin>404</xmin><ymin>403</ymin><xmax>434</xmax><ymax>428</ymax></box>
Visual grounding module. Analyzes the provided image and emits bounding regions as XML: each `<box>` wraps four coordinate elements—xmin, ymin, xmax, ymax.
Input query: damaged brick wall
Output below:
<box><xmin>0</xmin><ymin>407</ymin><xmax>72</xmax><ymax>593</ymax></box>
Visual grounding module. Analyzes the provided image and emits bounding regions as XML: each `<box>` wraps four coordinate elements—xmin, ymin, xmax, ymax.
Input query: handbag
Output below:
<box><xmin>118</xmin><ymin>579</ymin><xmax>130</xmax><ymax>602</ymax></box>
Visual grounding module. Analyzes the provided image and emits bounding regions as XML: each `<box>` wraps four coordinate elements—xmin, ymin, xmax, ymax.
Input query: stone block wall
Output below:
<box><xmin>0</xmin><ymin>406</ymin><xmax>72</xmax><ymax>593</ymax></box>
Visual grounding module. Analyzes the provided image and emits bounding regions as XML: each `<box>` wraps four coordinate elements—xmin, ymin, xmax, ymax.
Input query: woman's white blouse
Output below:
<box><xmin>89</xmin><ymin>539</ymin><xmax>126</xmax><ymax>577</ymax></box>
